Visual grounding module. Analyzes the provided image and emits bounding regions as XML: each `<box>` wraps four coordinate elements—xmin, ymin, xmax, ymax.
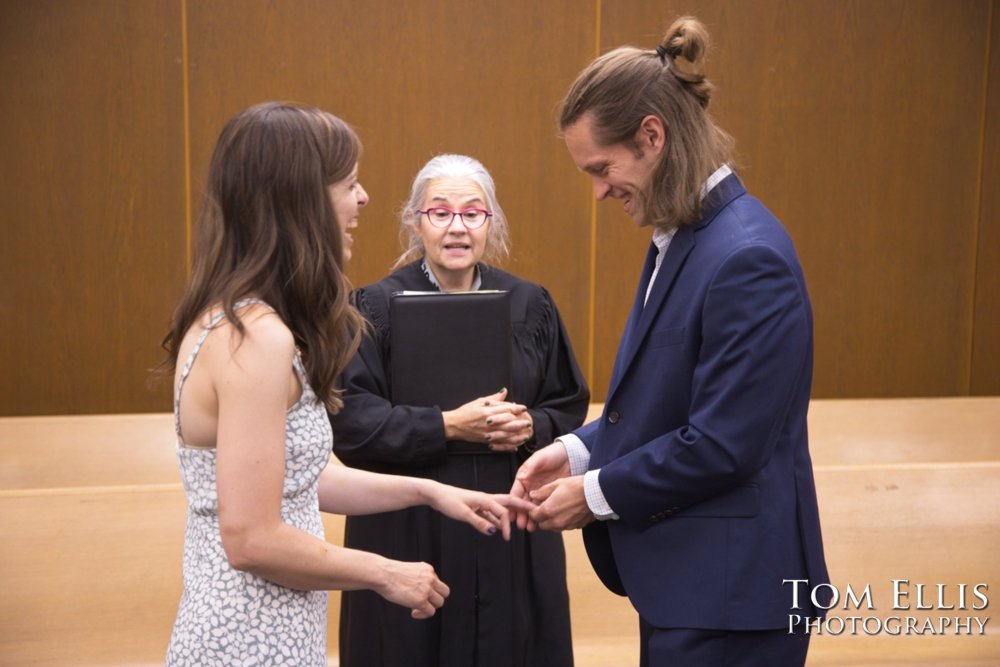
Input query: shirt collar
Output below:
<box><xmin>653</xmin><ymin>164</ymin><xmax>732</xmax><ymax>247</ymax></box>
<box><xmin>651</xmin><ymin>226</ymin><xmax>676</xmax><ymax>253</ymax></box>
<box><xmin>700</xmin><ymin>163</ymin><xmax>733</xmax><ymax>200</ymax></box>
<box><xmin>420</xmin><ymin>258</ymin><xmax>482</xmax><ymax>292</ymax></box>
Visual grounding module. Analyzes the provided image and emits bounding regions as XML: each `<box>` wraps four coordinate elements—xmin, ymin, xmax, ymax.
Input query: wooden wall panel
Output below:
<box><xmin>0</xmin><ymin>0</ymin><xmax>187</xmax><ymax>416</ymax></box>
<box><xmin>592</xmin><ymin>0</ymin><xmax>991</xmax><ymax>400</ymax></box>
<box><xmin>185</xmin><ymin>0</ymin><xmax>596</xmax><ymax>381</ymax></box>
<box><xmin>971</xmin><ymin>3</ymin><xmax>1000</xmax><ymax>394</ymax></box>
<box><xmin>2</xmin><ymin>1</ymin><xmax>997</xmax><ymax>415</ymax></box>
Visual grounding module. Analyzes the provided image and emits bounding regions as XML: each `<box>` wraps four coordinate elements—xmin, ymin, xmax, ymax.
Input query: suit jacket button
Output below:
<box><xmin>607</xmin><ymin>410</ymin><xmax>621</xmax><ymax>424</ymax></box>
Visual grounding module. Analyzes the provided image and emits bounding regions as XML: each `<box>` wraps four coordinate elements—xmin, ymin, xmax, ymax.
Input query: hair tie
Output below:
<box><xmin>655</xmin><ymin>44</ymin><xmax>669</xmax><ymax>64</ymax></box>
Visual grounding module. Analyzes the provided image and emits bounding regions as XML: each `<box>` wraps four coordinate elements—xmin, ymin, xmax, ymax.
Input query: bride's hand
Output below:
<box><xmin>424</xmin><ymin>483</ymin><xmax>537</xmax><ymax>540</ymax></box>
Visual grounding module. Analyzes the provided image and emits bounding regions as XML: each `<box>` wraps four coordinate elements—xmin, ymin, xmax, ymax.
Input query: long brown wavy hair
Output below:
<box><xmin>157</xmin><ymin>101</ymin><xmax>365</xmax><ymax>413</ymax></box>
<box><xmin>559</xmin><ymin>17</ymin><xmax>736</xmax><ymax>230</ymax></box>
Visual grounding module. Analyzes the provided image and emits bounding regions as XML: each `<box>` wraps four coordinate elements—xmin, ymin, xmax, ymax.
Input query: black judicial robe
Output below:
<box><xmin>330</xmin><ymin>261</ymin><xmax>589</xmax><ymax>667</ymax></box>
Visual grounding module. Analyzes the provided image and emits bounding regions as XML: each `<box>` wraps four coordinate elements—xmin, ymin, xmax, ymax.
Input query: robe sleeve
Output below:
<box><xmin>329</xmin><ymin>286</ymin><xmax>449</xmax><ymax>469</ymax></box>
<box><xmin>519</xmin><ymin>286</ymin><xmax>590</xmax><ymax>457</ymax></box>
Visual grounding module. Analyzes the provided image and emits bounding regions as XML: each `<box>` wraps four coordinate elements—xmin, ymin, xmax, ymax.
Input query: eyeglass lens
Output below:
<box><xmin>423</xmin><ymin>208</ymin><xmax>490</xmax><ymax>229</ymax></box>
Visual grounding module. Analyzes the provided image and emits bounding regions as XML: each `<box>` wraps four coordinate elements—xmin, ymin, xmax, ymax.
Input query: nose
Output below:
<box><xmin>357</xmin><ymin>184</ymin><xmax>369</xmax><ymax>207</ymax></box>
<box><xmin>446</xmin><ymin>213</ymin><xmax>468</xmax><ymax>233</ymax></box>
<box><xmin>592</xmin><ymin>178</ymin><xmax>612</xmax><ymax>201</ymax></box>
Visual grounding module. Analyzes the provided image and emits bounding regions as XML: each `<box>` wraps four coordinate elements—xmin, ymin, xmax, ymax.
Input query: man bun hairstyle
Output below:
<box><xmin>658</xmin><ymin>16</ymin><xmax>714</xmax><ymax>108</ymax></box>
<box><xmin>560</xmin><ymin>16</ymin><xmax>736</xmax><ymax>229</ymax></box>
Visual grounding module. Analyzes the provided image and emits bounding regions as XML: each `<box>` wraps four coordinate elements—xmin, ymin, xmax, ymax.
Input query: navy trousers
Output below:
<box><xmin>639</xmin><ymin>620</ymin><xmax>811</xmax><ymax>667</ymax></box>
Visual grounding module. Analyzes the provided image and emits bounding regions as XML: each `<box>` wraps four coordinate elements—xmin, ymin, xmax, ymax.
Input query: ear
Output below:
<box><xmin>635</xmin><ymin>115</ymin><xmax>666</xmax><ymax>156</ymax></box>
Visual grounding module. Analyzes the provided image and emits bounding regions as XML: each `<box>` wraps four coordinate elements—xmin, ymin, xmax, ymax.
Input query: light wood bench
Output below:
<box><xmin>1</xmin><ymin>398</ymin><xmax>998</xmax><ymax>666</ymax></box>
<box><xmin>804</xmin><ymin>398</ymin><xmax>1000</xmax><ymax>666</ymax></box>
<box><xmin>0</xmin><ymin>410</ymin><xmax>635</xmax><ymax>666</ymax></box>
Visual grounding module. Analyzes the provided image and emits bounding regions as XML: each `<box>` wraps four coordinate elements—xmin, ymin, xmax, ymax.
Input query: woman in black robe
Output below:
<box><xmin>330</xmin><ymin>154</ymin><xmax>589</xmax><ymax>667</ymax></box>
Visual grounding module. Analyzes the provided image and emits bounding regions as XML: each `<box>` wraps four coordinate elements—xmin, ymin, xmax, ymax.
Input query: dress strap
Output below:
<box><xmin>291</xmin><ymin>351</ymin><xmax>310</xmax><ymax>390</ymax></box>
<box><xmin>174</xmin><ymin>298</ymin><xmax>269</xmax><ymax>442</ymax></box>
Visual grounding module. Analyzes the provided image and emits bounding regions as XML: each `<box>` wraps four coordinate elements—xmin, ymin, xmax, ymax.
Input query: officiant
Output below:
<box><xmin>329</xmin><ymin>153</ymin><xmax>589</xmax><ymax>667</ymax></box>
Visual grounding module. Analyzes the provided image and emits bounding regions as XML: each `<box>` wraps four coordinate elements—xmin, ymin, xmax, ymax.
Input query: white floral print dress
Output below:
<box><xmin>166</xmin><ymin>300</ymin><xmax>331</xmax><ymax>666</ymax></box>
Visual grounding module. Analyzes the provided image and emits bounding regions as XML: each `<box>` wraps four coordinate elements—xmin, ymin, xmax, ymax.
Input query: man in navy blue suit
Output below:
<box><xmin>512</xmin><ymin>16</ymin><xmax>831</xmax><ymax>666</ymax></box>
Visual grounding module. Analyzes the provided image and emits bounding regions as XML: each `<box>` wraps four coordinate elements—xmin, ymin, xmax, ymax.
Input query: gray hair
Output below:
<box><xmin>393</xmin><ymin>154</ymin><xmax>510</xmax><ymax>268</ymax></box>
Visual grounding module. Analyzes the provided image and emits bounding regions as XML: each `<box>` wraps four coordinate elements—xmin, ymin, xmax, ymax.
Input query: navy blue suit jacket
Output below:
<box><xmin>578</xmin><ymin>174</ymin><xmax>830</xmax><ymax>630</ymax></box>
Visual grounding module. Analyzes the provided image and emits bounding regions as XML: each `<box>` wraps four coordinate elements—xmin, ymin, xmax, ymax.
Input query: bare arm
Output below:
<box><xmin>206</xmin><ymin>312</ymin><xmax>446</xmax><ymax>617</ymax></box>
<box><xmin>318</xmin><ymin>463</ymin><xmax>536</xmax><ymax>540</ymax></box>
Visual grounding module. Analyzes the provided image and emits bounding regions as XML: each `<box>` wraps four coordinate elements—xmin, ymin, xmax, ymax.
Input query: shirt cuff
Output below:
<box><xmin>558</xmin><ymin>434</ymin><xmax>590</xmax><ymax>476</ymax></box>
<box><xmin>584</xmin><ymin>469</ymin><xmax>619</xmax><ymax>521</ymax></box>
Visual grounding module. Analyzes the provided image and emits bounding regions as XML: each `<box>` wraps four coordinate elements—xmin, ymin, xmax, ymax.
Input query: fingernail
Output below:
<box><xmin>484</xmin><ymin>434</ymin><xmax>491</xmax><ymax>442</ymax></box>
<box><xmin>486</xmin><ymin>418</ymin><xmax>493</xmax><ymax>425</ymax></box>
<box><xmin>487</xmin><ymin>526</ymin><xmax>497</xmax><ymax>535</ymax></box>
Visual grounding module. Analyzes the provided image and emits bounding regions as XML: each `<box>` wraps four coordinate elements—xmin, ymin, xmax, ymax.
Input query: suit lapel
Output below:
<box><xmin>613</xmin><ymin>228</ymin><xmax>694</xmax><ymax>384</ymax></box>
<box><xmin>607</xmin><ymin>174</ymin><xmax>747</xmax><ymax>397</ymax></box>
<box><xmin>608</xmin><ymin>242</ymin><xmax>658</xmax><ymax>390</ymax></box>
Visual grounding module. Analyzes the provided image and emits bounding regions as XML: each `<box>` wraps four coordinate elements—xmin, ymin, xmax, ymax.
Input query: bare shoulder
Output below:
<box><xmin>201</xmin><ymin>302</ymin><xmax>294</xmax><ymax>372</ymax></box>
<box><xmin>235</xmin><ymin>303</ymin><xmax>293</xmax><ymax>349</ymax></box>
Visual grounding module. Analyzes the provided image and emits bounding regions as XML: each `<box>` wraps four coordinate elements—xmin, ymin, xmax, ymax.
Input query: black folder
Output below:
<box><xmin>389</xmin><ymin>290</ymin><xmax>512</xmax><ymax>453</ymax></box>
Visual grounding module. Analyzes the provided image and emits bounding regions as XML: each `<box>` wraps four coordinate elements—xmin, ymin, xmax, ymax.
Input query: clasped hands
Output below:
<box><xmin>442</xmin><ymin>388</ymin><xmax>534</xmax><ymax>453</ymax></box>
<box><xmin>509</xmin><ymin>442</ymin><xmax>596</xmax><ymax>532</ymax></box>
<box><xmin>395</xmin><ymin>436</ymin><xmax>593</xmax><ymax>620</ymax></box>
<box><xmin>444</xmin><ymin>391</ymin><xmax>593</xmax><ymax>530</ymax></box>
<box><xmin>436</xmin><ymin>442</ymin><xmax>595</xmax><ymax>537</ymax></box>
<box><xmin>396</xmin><ymin>479</ymin><xmax>536</xmax><ymax>619</ymax></box>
